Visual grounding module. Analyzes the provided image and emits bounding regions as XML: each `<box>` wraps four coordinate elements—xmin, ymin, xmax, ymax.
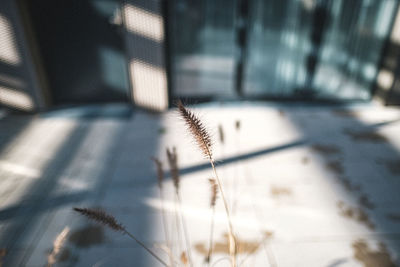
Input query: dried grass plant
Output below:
<box><xmin>177</xmin><ymin>101</ymin><xmax>237</xmax><ymax>267</ymax></box>
<box><xmin>206</xmin><ymin>178</ymin><xmax>218</xmax><ymax>266</ymax></box>
<box><xmin>152</xmin><ymin>157</ymin><xmax>174</xmax><ymax>266</ymax></box>
<box><xmin>232</xmin><ymin>120</ymin><xmax>241</xmax><ymax>214</ymax></box>
<box><xmin>69</xmin><ymin>103</ymin><xmax>274</xmax><ymax>267</ymax></box>
<box><xmin>73</xmin><ymin>208</ymin><xmax>168</xmax><ymax>266</ymax></box>
<box><xmin>232</xmin><ymin>122</ymin><xmax>277</xmax><ymax>267</ymax></box>
<box><xmin>166</xmin><ymin>147</ymin><xmax>193</xmax><ymax>267</ymax></box>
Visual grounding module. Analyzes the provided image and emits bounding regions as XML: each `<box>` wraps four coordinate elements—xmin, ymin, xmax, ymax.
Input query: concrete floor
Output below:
<box><xmin>0</xmin><ymin>102</ymin><xmax>400</xmax><ymax>266</ymax></box>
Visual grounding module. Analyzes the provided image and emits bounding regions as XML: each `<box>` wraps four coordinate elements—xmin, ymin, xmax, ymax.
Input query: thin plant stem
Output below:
<box><xmin>124</xmin><ymin>230</ymin><xmax>168</xmax><ymax>266</ymax></box>
<box><xmin>176</xmin><ymin>192</ymin><xmax>193</xmax><ymax>267</ymax></box>
<box><xmin>173</xmin><ymin>194</ymin><xmax>183</xmax><ymax>259</ymax></box>
<box><xmin>238</xmin><ymin>167</ymin><xmax>277</xmax><ymax>267</ymax></box>
<box><xmin>238</xmin><ymin>234</ymin><xmax>277</xmax><ymax>267</ymax></box>
<box><xmin>265</xmin><ymin>243</ymin><xmax>277</xmax><ymax>267</ymax></box>
<box><xmin>152</xmin><ymin>157</ymin><xmax>174</xmax><ymax>266</ymax></box>
<box><xmin>206</xmin><ymin>205</ymin><xmax>216</xmax><ymax>267</ymax></box>
<box><xmin>74</xmin><ymin>208</ymin><xmax>168</xmax><ymax>266</ymax></box>
<box><xmin>159</xmin><ymin>189</ymin><xmax>174</xmax><ymax>267</ymax></box>
<box><xmin>166</xmin><ymin>146</ymin><xmax>193</xmax><ymax>267</ymax></box>
<box><xmin>210</xmin><ymin>159</ymin><xmax>237</xmax><ymax>267</ymax></box>
<box><xmin>231</xmin><ymin>124</ymin><xmax>241</xmax><ymax>215</ymax></box>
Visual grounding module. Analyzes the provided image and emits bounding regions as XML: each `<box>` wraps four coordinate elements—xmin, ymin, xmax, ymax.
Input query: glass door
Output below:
<box><xmin>169</xmin><ymin>0</ymin><xmax>238</xmax><ymax>99</ymax></box>
<box><xmin>243</xmin><ymin>0</ymin><xmax>398</xmax><ymax>100</ymax></box>
<box><xmin>170</xmin><ymin>0</ymin><xmax>398</xmax><ymax>101</ymax></box>
<box><xmin>243</xmin><ymin>0</ymin><xmax>312</xmax><ymax>98</ymax></box>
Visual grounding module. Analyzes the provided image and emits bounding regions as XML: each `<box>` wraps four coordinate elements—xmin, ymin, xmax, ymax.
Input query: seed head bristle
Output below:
<box><xmin>151</xmin><ymin>157</ymin><xmax>164</xmax><ymax>188</ymax></box>
<box><xmin>177</xmin><ymin>101</ymin><xmax>213</xmax><ymax>159</ymax></box>
<box><xmin>73</xmin><ymin>208</ymin><xmax>125</xmax><ymax>232</ymax></box>
<box><xmin>166</xmin><ymin>147</ymin><xmax>180</xmax><ymax>192</ymax></box>
<box><xmin>208</xmin><ymin>178</ymin><xmax>218</xmax><ymax>207</ymax></box>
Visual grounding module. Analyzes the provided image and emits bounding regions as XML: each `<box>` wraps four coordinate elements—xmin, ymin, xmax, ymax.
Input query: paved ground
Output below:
<box><xmin>0</xmin><ymin>102</ymin><xmax>400</xmax><ymax>267</ymax></box>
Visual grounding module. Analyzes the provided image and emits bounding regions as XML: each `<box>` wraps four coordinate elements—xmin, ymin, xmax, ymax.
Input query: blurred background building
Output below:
<box><xmin>1</xmin><ymin>0</ymin><xmax>400</xmax><ymax>112</ymax></box>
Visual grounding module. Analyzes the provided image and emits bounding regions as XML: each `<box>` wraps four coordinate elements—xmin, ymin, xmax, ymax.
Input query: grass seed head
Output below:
<box><xmin>151</xmin><ymin>157</ymin><xmax>164</xmax><ymax>188</ymax></box>
<box><xmin>218</xmin><ymin>124</ymin><xmax>225</xmax><ymax>145</ymax></box>
<box><xmin>166</xmin><ymin>147</ymin><xmax>180</xmax><ymax>192</ymax></box>
<box><xmin>209</xmin><ymin>178</ymin><xmax>218</xmax><ymax>207</ymax></box>
<box><xmin>73</xmin><ymin>208</ymin><xmax>125</xmax><ymax>232</ymax></box>
<box><xmin>177</xmin><ymin>101</ymin><xmax>213</xmax><ymax>160</ymax></box>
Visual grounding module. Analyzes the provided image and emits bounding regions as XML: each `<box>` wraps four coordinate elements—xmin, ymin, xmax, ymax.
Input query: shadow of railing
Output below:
<box><xmin>171</xmin><ymin>139</ymin><xmax>307</xmax><ymax>178</ymax></box>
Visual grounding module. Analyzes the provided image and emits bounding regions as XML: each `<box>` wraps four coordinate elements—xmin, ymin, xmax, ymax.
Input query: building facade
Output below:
<box><xmin>1</xmin><ymin>0</ymin><xmax>400</xmax><ymax>112</ymax></box>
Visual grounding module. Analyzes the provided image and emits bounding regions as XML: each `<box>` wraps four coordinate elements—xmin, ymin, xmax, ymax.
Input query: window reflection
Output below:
<box><xmin>0</xmin><ymin>14</ymin><xmax>20</xmax><ymax>65</ymax></box>
<box><xmin>123</xmin><ymin>4</ymin><xmax>164</xmax><ymax>42</ymax></box>
<box><xmin>170</xmin><ymin>0</ymin><xmax>398</xmax><ymax>101</ymax></box>
<box><xmin>0</xmin><ymin>86</ymin><xmax>34</xmax><ymax>111</ymax></box>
